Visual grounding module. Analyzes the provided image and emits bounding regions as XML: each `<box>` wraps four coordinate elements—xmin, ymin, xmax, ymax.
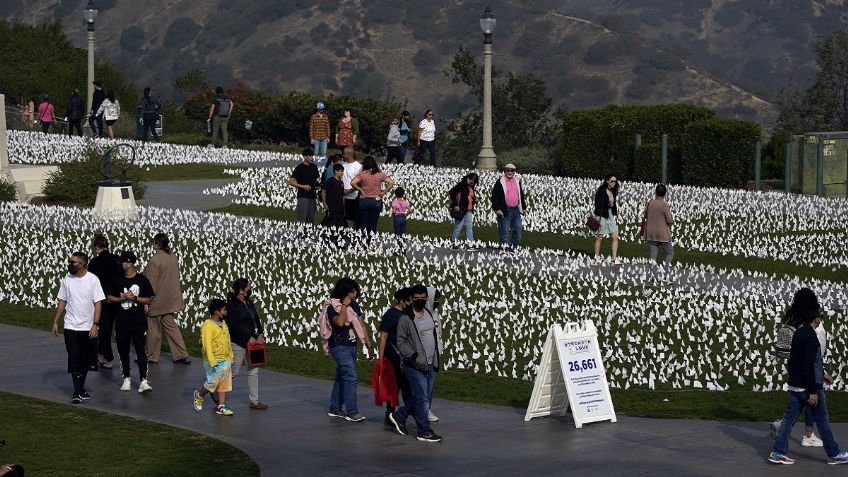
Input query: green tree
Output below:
<box><xmin>778</xmin><ymin>28</ymin><xmax>848</xmax><ymax>132</ymax></box>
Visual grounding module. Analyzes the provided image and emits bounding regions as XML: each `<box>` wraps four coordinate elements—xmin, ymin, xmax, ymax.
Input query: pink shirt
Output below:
<box><xmin>392</xmin><ymin>198</ymin><xmax>410</xmax><ymax>215</ymax></box>
<box><xmin>356</xmin><ymin>171</ymin><xmax>388</xmax><ymax>198</ymax></box>
<box><xmin>38</xmin><ymin>102</ymin><xmax>54</xmax><ymax>122</ymax></box>
<box><xmin>504</xmin><ymin>177</ymin><xmax>520</xmax><ymax>208</ymax></box>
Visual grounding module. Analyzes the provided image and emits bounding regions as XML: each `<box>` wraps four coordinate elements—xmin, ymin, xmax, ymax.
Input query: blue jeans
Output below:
<box><xmin>329</xmin><ymin>345</ymin><xmax>358</xmax><ymax>414</ymax></box>
<box><xmin>497</xmin><ymin>208</ymin><xmax>522</xmax><ymax>248</ymax></box>
<box><xmin>396</xmin><ymin>365</ymin><xmax>435</xmax><ymax>436</ymax></box>
<box><xmin>311</xmin><ymin>139</ymin><xmax>328</xmax><ymax>161</ymax></box>
<box><xmin>414</xmin><ymin>140</ymin><xmax>436</xmax><ymax>166</ymax></box>
<box><xmin>774</xmin><ymin>390</ymin><xmax>843</xmax><ymax>457</ymax></box>
<box><xmin>399</xmin><ymin>141</ymin><xmax>409</xmax><ymax>163</ymax></box>
<box><xmin>357</xmin><ymin>197</ymin><xmax>382</xmax><ymax>234</ymax></box>
<box><xmin>451</xmin><ymin>211</ymin><xmax>474</xmax><ymax>242</ymax></box>
<box><xmin>393</xmin><ymin>215</ymin><xmax>407</xmax><ymax>236</ymax></box>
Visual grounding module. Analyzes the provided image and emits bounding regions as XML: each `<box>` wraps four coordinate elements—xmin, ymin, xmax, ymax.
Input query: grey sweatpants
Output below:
<box><xmin>296</xmin><ymin>198</ymin><xmax>316</xmax><ymax>225</ymax></box>
<box><xmin>648</xmin><ymin>241</ymin><xmax>674</xmax><ymax>271</ymax></box>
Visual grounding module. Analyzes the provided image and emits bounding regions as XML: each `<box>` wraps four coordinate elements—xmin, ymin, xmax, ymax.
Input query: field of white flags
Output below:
<box><xmin>1</xmin><ymin>202</ymin><xmax>846</xmax><ymax>392</ymax></box>
<box><xmin>205</xmin><ymin>164</ymin><xmax>848</xmax><ymax>269</ymax></box>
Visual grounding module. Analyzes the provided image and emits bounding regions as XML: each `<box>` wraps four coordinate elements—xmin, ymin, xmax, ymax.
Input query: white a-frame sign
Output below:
<box><xmin>524</xmin><ymin>321</ymin><xmax>616</xmax><ymax>428</ymax></box>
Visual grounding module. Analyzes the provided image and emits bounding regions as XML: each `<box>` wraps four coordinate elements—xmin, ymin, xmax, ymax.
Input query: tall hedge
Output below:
<box><xmin>631</xmin><ymin>143</ymin><xmax>683</xmax><ymax>184</ymax></box>
<box><xmin>680</xmin><ymin>119</ymin><xmax>762</xmax><ymax>188</ymax></box>
<box><xmin>558</xmin><ymin>104</ymin><xmax>714</xmax><ymax>179</ymax></box>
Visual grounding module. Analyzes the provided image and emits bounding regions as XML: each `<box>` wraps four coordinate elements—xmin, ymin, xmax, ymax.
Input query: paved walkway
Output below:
<box><xmin>1</xmin><ymin>324</ymin><xmax>842</xmax><ymax>476</ymax></box>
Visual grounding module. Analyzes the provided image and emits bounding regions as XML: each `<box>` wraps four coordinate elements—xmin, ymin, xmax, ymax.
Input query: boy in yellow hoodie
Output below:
<box><xmin>194</xmin><ymin>299</ymin><xmax>235</xmax><ymax>416</ymax></box>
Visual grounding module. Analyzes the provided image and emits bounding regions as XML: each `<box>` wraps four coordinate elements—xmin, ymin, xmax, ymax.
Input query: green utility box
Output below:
<box><xmin>789</xmin><ymin>132</ymin><xmax>848</xmax><ymax>197</ymax></box>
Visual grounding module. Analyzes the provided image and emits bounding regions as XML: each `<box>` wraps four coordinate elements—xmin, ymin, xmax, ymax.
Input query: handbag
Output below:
<box><xmin>246</xmin><ymin>341</ymin><xmax>268</xmax><ymax>367</ymax></box>
<box><xmin>586</xmin><ymin>215</ymin><xmax>600</xmax><ymax>232</ymax></box>
<box><xmin>449</xmin><ymin>206</ymin><xmax>464</xmax><ymax>220</ymax></box>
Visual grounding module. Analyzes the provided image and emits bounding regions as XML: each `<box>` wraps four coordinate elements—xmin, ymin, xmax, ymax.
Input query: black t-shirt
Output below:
<box><xmin>291</xmin><ymin>162</ymin><xmax>320</xmax><ymax>200</ymax></box>
<box><xmin>378</xmin><ymin>307</ymin><xmax>403</xmax><ymax>362</ymax></box>
<box><xmin>88</xmin><ymin>250</ymin><xmax>122</xmax><ymax>294</ymax></box>
<box><xmin>109</xmin><ymin>273</ymin><xmax>155</xmax><ymax>321</ymax></box>
<box><xmin>324</xmin><ymin>176</ymin><xmax>344</xmax><ymax>211</ymax></box>
<box><xmin>328</xmin><ymin>301</ymin><xmax>362</xmax><ymax>348</ymax></box>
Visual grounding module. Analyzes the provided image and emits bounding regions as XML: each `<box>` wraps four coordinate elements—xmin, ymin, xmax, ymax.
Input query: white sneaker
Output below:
<box><xmin>138</xmin><ymin>379</ymin><xmax>153</xmax><ymax>393</ymax></box>
<box><xmin>120</xmin><ymin>377</ymin><xmax>132</xmax><ymax>391</ymax></box>
<box><xmin>428</xmin><ymin>410</ymin><xmax>439</xmax><ymax>422</ymax></box>
<box><xmin>802</xmin><ymin>434</ymin><xmax>824</xmax><ymax>447</ymax></box>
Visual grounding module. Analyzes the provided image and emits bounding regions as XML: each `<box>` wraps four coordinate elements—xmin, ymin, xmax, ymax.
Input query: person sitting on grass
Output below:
<box><xmin>194</xmin><ymin>299</ymin><xmax>235</xmax><ymax>416</ymax></box>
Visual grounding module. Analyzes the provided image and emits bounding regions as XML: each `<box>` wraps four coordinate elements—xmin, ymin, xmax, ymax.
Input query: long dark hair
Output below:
<box><xmin>400</xmin><ymin>110</ymin><xmax>411</xmax><ymax>127</ymax></box>
<box><xmin>452</xmin><ymin>172</ymin><xmax>478</xmax><ymax>195</ymax></box>
<box><xmin>228</xmin><ymin>277</ymin><xmax>249</xmax><ymax>301</ymax></box>
<box><xmin>152</xmin><ymin>233</ymin><xmax>171</xmax><ymax>254</ymax></box>
<box><xmin>330</xmin><ymin>277</ymin><xmax>360</xmax><ymax>300</ymax></box>
<box><xmin>784</xmin><ymin>287</ymin><xmax>821</xmax><ymax>326</ymax></box>
<box><xmin>106</xmin><ymin>90</ymin><xmax>116</xmax><ymax>103</ymax></box>
<box><xmin>361</xmin><ymin>155</ymin><xmax>380</xmax><ymax>174</ymax></box>
<box><xmin>603</xmin><ymin>174</ymin><xmax>619</xmax><ymax>195</ymax></box>
<box><xmin>92</xmin><ymin>232</ymin><xmax>109</xmax><ymax>249</ymax></box>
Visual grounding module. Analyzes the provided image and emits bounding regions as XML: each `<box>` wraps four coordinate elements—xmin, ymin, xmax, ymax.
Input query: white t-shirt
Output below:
<box><xmin>418</xmin><ymin>119</ymin><xmax>435</xmax><ymax>142</ymax></box>
<box><xmin>57</xmin><ymin>272</ymin><xmax>106</xmax><ymax>331</ymax></box>
<box><xmin>342</xmin><ymin>160</ymin><xmax>363</xmax><ymax>200</ymax></box>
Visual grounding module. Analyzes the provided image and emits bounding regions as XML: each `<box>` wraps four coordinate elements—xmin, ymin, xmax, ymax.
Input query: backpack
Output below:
<box><xmin>215</xmin><ymin>97</ymin><xmax>232</xmax><ymax>117</ymax></box>
<box><xmin>774</xmin><ymin>322</ymin><xmax>797</xmax><ymax>359</ymax></box>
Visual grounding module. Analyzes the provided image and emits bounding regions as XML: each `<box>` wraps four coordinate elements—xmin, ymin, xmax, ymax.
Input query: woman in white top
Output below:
<box><xmin>95</xmin><ymin>91</ymin><xmax>121</xmax><ymax>138</ymax></box>
<box><xmin>414</xmin><ymin>109</ymin><xmax>437</xmax><ymax>167</ymax></box>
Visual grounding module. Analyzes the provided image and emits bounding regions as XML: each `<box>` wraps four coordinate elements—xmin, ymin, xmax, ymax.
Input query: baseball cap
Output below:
<box><xmin>119</xmin><ymin>250</ymin><xmax>137</xmax><ymax>264</ymax></box>
<box><xmin>316</xmin><ymin>102</ymin><xmax>325</xmax><ymax>110</ymax></box>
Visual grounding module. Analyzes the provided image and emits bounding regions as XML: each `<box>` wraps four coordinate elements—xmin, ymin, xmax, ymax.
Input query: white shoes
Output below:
<box><xmin>138</xmin><ymin>379</ymin><xmax>153</xmax><ymax>393</ymax></box>
<box><xmin>802</xmin><ymin>434</ymin><xmax>824</xmax><ymax>447</ymax></box>
<box><xmin>120</xmin><ymin>377</ymin><xmax>132</xmax><ymax>391</ymax></box>
<box><xmin>428</xmin><ymin>410</ymin><xmax>439</xmax><ymax>422</ymax></box>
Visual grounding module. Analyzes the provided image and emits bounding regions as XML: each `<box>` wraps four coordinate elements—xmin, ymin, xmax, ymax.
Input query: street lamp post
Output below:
<box><xmin>84</xmin><ymin>1</ymin><xmax>98</xmax><ymax>113</ymax></box>
<box><xmin>477</xmin><ymin>7</ymin><xmax>497</xmax><ymax>171</ymax></box>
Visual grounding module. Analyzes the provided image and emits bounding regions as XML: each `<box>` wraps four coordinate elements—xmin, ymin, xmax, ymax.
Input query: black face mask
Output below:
<box><xmin>412</xmin><ymin>299</ymin><xmax>426</xmax><ymax>311</ymax></box>
<box><xmin>244</xmin><ymin>290</ymin><xmax>252</xmax><ymax>299</ymax></box>
<box><xmin>68</xmin><ymin>263</ymin><xmax>78</xmax><ymax>275</ymax></box>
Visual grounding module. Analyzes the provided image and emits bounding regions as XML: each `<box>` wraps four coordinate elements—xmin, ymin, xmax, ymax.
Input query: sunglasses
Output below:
<box><xmin>505</xmin><ymin>169</ymin><xmax>515</xmax><ymax>172</ymax></box>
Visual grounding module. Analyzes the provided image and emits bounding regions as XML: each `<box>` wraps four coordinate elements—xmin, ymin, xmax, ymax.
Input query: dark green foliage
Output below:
<box><xmin>631</xmin><ymin>143</ymin><xmax>682</xmax><ymax>184</ymax></box>
<box><xmin>495</xmin><ymin>147</ymin><xmax>560</xmax><ymax>176</ymax></box>
<box><xmin>680</xmin><ymin>119</ymin><xmax>762</xmax><ymax>188</ymax></box>
<box><xmin>163</xmin><ymin>17</ymin><xmax>201</xmax><ymax>49</ymax></box>
<box><xmin>0</xmin><ymin>177</ymin><xmax>17</xmax><ymax>202</ymax></box>
<box><xmin>558</xmin><ymin>104</ymin><xmax>714</xmax><ymax>180</ymax></box>
<box><xmin>761</xmin><ymin>129</ymin><xmax>791</xmax><ymax>179</ymax></box>
<box><xmin>43</xmin><ymin>148</ymin><xmax>146</xmax><ymax>205</ymax></box>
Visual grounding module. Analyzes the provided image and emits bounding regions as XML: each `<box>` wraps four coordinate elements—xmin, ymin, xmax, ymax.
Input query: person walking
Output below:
<box><xmin>642</xmin><ymin>183</ymin><xmax>674</xmax><ymax>282</ymax></box>
<box><xmin>193</xmin><ymin>299</ymin><xmax>235</xmax><ymax>416</ymax></box>
<box><xmin>87</xmin><ymin>232</ymin><xmax>122</xmax><ymax>370</ymax></box>
<box><xmin>309</xmin><ymin>102</ymin><xmax>331</xmax><ymax>161</ymax></box>
<box><xmin>378</xmin><ymin>287</ymin><xmax>413</xmax><ymax>425</ymax></box>
<box><xmin>65</xmin><ymin>89</ymin><xmax>85</xmax><ymax>137</ymax></box>
<box><xmin>491</xmin><ymin>164</ymin><xmax>526</xmax><ymax>251</ymax></box>
<box><xmin>140</xmin><ymin>87</ymin><xmax>160</xmax><ymax>142</ymax></box>
<box><xmin>769</xmin><ymin>288</ymin><xmax>848</xmax><ymax>465</ymax></box>
<box><xmin>143</xmin><ymin>233</ymin><xmax>190</xmax><ymax>365</ymax></box>
<box><xmin>398</xmin><ymin>111</ymin><xmax>412</xmax><ymax>163</ymax></box>
<box><xmin>88</xmin><ymin>80</ymin><xmax>105</xmax><ymax>138</ymax></box>
<box><xmin>388</xmin><ymin>285</ymin><xmax>443</xmax><ymax>442</ymax></box>
<box><xmin>391</xmin><ymin>187</ymin><xmax>412</xmax><ymax>256</ymax></box>
<box><xmin>107</xmin><ymin>251</ymin><xmax>155</xmax><ymax>393</ymax></box>
<box><xmin>95</xmin><ymin>91</ymin><xmax>121</xmax><ymax>139</ymax></box>
<box><xmin>208</xmin><ymin>86</ymin><xmax>234</xmax><ymax>148</ymax></box>
<box><xmin>593</xmin><ymin>174</ymin><xmax>620</xmax><ymax>265</ymax></box>
<box><xmin>335</xmin><ymin>108</ymin><xmax>359</xmax><ymax>149</ymax></box>
<box><xmin>319</xmin><ymin>277</ymin><xmax>372</xmax><ymax>422</ymax></box>
<box><xmin>386</xmin><ymin>118</ymin><xmax>403</xmax><ymax>164</ymax></box>
<box><xmin>288</xmin><ymin>148</ymin><xmax>321</xmax><ymax>225</ymax></box>
<box><xmin>226</xmin><ymin>278</ymin><xmax>268</xmax><ymax>410</ymax></box>
<box><xmin>37</xmin><ymin>95</ymin><xmax>54</xmax><ymax>134</ymax></box>
<box><xmin>413</xmin><ymin>110</ymin><xmax>436</xmax><ymax>166</ymax></box>
<box><xmin>51</xmin><ymin>252</ymin><xmax>105</xmax><ymax>404</ymax></box>
<box><xmin>341</xmin><ymin>147</ymin><xmax>362</xmax><ymax>228</ymax></box>
<box><xmin>351</xmin><ymin>155</ymin><xmax>394</xmax><ymax>238</ymax></box>
<box><xmin>448</xmin><ymin>172</ymin><xmax>479</xmax><ymax>251</ymax></box>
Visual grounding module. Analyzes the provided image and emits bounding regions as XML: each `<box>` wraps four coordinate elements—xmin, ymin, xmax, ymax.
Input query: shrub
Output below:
<box><xmin>43</xmin><ymin>148</ymin><xmax>146</xmax><ymax>206</ymax></box>
<box><xmin>496</xmin><ymin>146</ymin><xmax>560</xmax><ymax>176</ymax></box>
<box><xmin>0</xmin><ymin>177</ymin><xmax>17</xmax><ymax>202</ymax></box>
<box><xmin>680</xmin><ymin>119</ymin><xmax>762</xmax><ymax>188</ymax></box>
<box><xmin>164</xmin><ymin>132</ymin><xmax>209</xmax><ymax>146</ymax></box>
<box><xmin>631</xmin><ymin>143</ymin><xmax>683</xmax><ymax>184</ymax></box>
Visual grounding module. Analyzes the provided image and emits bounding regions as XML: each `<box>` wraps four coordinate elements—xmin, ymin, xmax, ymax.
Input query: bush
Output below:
<box><xmin>680</xmin><ymin>119</ymin><xmax>762</xmax><ymax>188</ymax></box>
<box><xmin>164</xmin><ymin>132</ymin><xmax>209</xmax><ymax>146</ymax></box>
<box><xmin>0</xmin><ymin>177</ymin><xmax>17</xmax><ymax>202</ymax></box>
<box><xmin>43</xmin><ymin>148</ymin><xmax>146</xmax><ymax>206</ymax></box>
<box><xmin>631</xmin><ymin>143</ymin><xmax>683</xmax><ymax>184</ymax></box>
<box><xmin>496</xmin><ymin>146</ymin><xmax>560</xmax><ymax>176</ymax></box>
<box><xmin>558</xmin><ymin>104</ymin><xmax>714</xmax><ymax>180</ymax></box>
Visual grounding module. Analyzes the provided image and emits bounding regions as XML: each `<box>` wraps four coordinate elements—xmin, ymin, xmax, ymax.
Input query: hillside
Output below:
<box><xmin>3</xmin><ymin>0</ymin><xmax>845</xmax><ymax>128</ymax></box>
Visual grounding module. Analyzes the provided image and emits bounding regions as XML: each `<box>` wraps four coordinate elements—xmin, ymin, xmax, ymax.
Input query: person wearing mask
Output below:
<box><xmin>194</xmin><ymin>299</ymin><xmax>235</xmax><ymax>416</ymax></box>
<box><xmin>107</xmin><ymin>251</ymin><xmax>155</xmax><ymax>393</ymax></box>
<box><xmin>377</xmin><ymin>287</ymin><xmax>413</xmax><ymax>425</ymax></box>
<box><xmin>65</xmin><ymin>89</ymin><xmax>85</xmax><ymax>137</ymax></box>
<box><xmin>143</xmin><ymin>233</ymin><xmax>190</xmax><ymax>365</ymax></box>
<box><xmin>95</xmin><ymin>91</ymin><xmax>121</xmax><ymax>139</ymax></box>
<box><xmin>88</xmin><ymin>80</ymin><xmax>105</xmax><ymax>138</ymax></box>
<box><xmin>226</xmin><ymin>278</ymin><xmax>268</xmax><ymax>410</ymax></box>
<box><xmin>37</xmin><ymin>95</ymin><xmax>54</xmax><ymax>134</ymax></box>
<box><xmin>448</xmin><ymin>172</ymin><xmax>479</xmax><ymax>251</ymax></box>
<box><xmin>51</xmin><ymin>252</ymin><xmax>104</xmax><ymax>404</ymax></box>
<box><xmin>642</xmin><ymin>183</ymin><xmax>674</xmax><ymax>282</ymax></box>
<box><xmin>491</xmin><ymin>164</ymin><xmax>527</xmax><ymax>252</ymax></box>
<box><xmin>593</xmin><ymin>174</ymin><xmax>620</xmax><ymax>265</ymax></box>
<box><xmin>86</xmin><ymin>232</ymin><xmax>122</xmax><ymax>370</ymax></box>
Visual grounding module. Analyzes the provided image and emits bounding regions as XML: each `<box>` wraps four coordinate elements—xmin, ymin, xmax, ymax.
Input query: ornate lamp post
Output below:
<box><xmin>84</xmin><ymin>1</ymin><xmax>98</xmax><ymax>111</ymax></box>
<box><xmin>477</xmin><ymin>7</ymin><xmax>497</xmax><ymax>171</ymax></box>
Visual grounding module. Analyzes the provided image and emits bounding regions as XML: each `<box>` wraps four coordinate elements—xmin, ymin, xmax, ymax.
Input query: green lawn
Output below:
<box><xmin>4</xmin><ymin>301</ymin><xmax>844</xmax><ymax>422</ymax></box>
<box><xmin>0</xmin><ymin>390</ymin><xmax>258</xmax><ymax>477</ymax></box>
<box><xmin>140</xmin><ymin>163</ymin><xmax>231</xmax><ymax>181</ymax></box>
<box><xmin>211</xmin><ymin>204</ymin><xmax>846</xmax><ymax>283</ymax></box>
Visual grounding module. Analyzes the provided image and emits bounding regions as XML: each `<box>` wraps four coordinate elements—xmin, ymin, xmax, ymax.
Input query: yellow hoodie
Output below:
<box><xmin>201</xmin><ymin>319</ymin><xmax>234</xmax><ymax>367</ymax></box>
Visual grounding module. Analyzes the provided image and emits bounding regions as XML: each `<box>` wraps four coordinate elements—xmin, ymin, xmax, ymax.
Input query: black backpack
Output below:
<box><xmin>215</xmin><ymin>97</ymin><xmax>232</xmax><ymax>117</ymax></box>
